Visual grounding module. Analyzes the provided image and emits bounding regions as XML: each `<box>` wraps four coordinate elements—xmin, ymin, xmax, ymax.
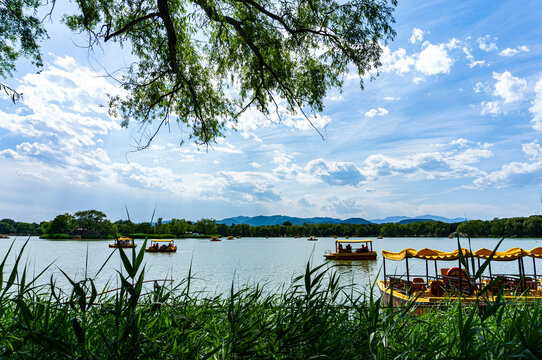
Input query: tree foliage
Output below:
<box><xmin>1</xmin><ymin>0</ymin><xmax>397</xmax><ymax>146</ymax></box>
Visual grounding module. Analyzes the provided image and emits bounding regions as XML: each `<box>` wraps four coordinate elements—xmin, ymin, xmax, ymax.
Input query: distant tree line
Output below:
<box><xmin>1</xmin><ymin>211</ymin><xmax>542</xmax><ymax>238</ymax></box>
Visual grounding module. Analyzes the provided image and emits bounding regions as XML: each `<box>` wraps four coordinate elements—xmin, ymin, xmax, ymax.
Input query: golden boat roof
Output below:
<box><xmin>150</xmin><ymin>239</ymin><xmax>175</xmax><ymax>242</ymax></box>
<box><xmin>336</xmin><ymin>239</ymin><xmax>372</xmax><ymax>244</ymax></box>
<box><xmin>382</xmin><ymin>247</ymin><xmax>542</xmax><ymax>261</ymax></box>
<box><xmin>118</xmin><ymin>236</ymin><xmax>133</xmax><ymax>240</ymax></box>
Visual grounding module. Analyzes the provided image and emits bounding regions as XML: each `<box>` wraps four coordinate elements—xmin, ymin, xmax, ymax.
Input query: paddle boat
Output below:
<box><xmin>378</xmin><ymin>247</ymin><xmax>542</xmax><ymax>314</ymax></box>
<box><xmin>377</xmin><ymin>235</ymin><xmax>383</xmax><ymax>239</ymax></box>
<box><xmin>109</xmin><ymin>236</ymin><xmax>136</xmax><ymax>248</ymax></box>
<box><xmin>0</xmin><ymin>234</ymin><xmax>9</xmax><ymax>239</ymax></box>
<box><xmin>324</xmin><ymin>239</ymin><xmax>377</xmax><ymax>260</ymax></box>
<box><xmin>227</xmin><ymin>236</ymin><xmax>234</xmax><ymax>240</ymax></box>
<box><xmin>210</xmin><ymin>237</ymin><xmax>222</xmax><ymax>241</ymax></box>
<box><xmin>307</xmin><ymin>236</ymin><xmax>318</xmax><ymax>241</ymax></box>
<box><xmin>145</xmin><ymin>239</ymin><xmax>177</xmax><ymax>253</ymax></box>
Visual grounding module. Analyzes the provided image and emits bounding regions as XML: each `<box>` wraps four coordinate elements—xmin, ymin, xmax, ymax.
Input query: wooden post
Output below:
<box><xmin>458</xmin><ymin>255</ymin><xmax>463</xmax><ymax>293</ymax></box>
<box><xmin>405</xmin><ymin>256</ymin><xmax>410</xmax><ymax>283</ymax></box>
<box><xmin>383</xmin><ymin>257</ymin><xmax>387</xmax><ymax>282</ymax></box>
<box><xmin>425</xmin><ymin>259</ymin><xmax>429</xmax><ymax>284</ymax></box>
<box><xmin>533</xmin><ymin>257</ymin><xmax>537</xmax><ymax>281</ymax></box>
<box><xmin>518</xmin><ymin>258</ymin><xmax>523</xmax><ymax>292</ymax></box>
<box><xmin>434</xmin><ymin>260</ymin><xmax>438</xmax><ymax>278</ymax></box>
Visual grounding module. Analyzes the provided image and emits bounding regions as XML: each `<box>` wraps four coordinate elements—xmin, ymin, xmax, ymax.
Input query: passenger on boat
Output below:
<box><xmin>361</xmin><ymin>245</ymin><xmax>368</xmax><ymax>253</ymax></box>
<box><xmin>338</xmin><ymin>243</ymin><xmax>344</xmax><ymax>253</ymax></box>
<box><xmin>346</xmin><ymin>244</ymin><xmax>352</xmax><ymax>253</ymax></box>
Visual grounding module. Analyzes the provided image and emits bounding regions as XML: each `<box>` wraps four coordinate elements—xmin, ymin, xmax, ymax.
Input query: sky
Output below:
<box><xmin>1</xmin><ymin>0</ymin><xmax>542</xmax><ymax>223</ymax></box>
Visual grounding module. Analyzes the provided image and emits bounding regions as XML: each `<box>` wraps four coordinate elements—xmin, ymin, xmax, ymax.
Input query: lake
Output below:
<box><xmin>1</xmin><ymin>236</ymin><xmax>541</xmax><ymax>295</ymax></box>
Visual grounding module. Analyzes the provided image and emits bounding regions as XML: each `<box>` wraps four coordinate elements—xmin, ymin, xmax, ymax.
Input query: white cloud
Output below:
<box><xmin>384</xmin><ymin>96</ymin><xmax>399</xmax><ymax>101</ymax></box>
<box><xmin>410</xmin><ymin>28</ymin><xmax>424</xmax><ymax>44</ymax></box>
<box><xmin>305</xmin><ymin>159</ymin><xmax>366</xmax><ymax>186</ymax></box>
<box><xmin>413</xmin><ymin>77</ymin><xmax>425</xmax><ymax>84</ymax></box>
<box><xmin>529</xmin><ymin>78</ymin><xmax>542</xmax><ymax>131</ymax></box>
<box><xmin>477</xmin><ymin>35</ymin><xmax>498</xmax><ymax>52</ymax></box>
<box><xmin>492</xmin><ymin>71</ymin><xmax>527</xmax><ymax>103</ymax></box>
<box><xmin>380</xmin><ymin>46</ymin><xmax>415</xmax><ymax>74</ymax></box>
<box><xmin>364</xmin><ymin>107</ymin><xmax>389</xmax><ymax>117</ymax></box>
<box><xmin>415</xmin><ymin>44</ymin><xmax>453</xmax><ymax>75</ymax></box>
<box><xmin>481</xmin><ymin>101</ymin><xmax>500</xmax><ymax>116</ymax></box>
<box><xmin>522</xmin><ymin>141</ymin><xmax>542</xmax><ymax>160</ymax></box>
<box><xmin>473</xmin><ymin>160</ymin><xmax>542</xmax><ymax>189</ymax></box>
<box><xmin>499</xmin><ymin>45</ymin><xmax>529</xmax><ymax>57</ymax></box>
<box><xmin>283</xmin><ymin>113</ymin><xmax>331</xmax><ymax>131</ymax></box>
<box><xmin>249</xmin><ymin>162</ymin><xmax>262</xmax><ymax>168</ymax></box>
<box><xmin>473</xmin><ymin>82</ymin><xmax>483</xmax><ymax>93</ymax></box>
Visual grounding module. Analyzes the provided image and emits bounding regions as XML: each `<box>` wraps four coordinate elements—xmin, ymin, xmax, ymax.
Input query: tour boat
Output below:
<box><xmin>145</xmin><ymin>239</ymin><xmax>177</xmax><ymax>253</ymax></box>
<box><xmin>0</xmin><ymin>234</ymin><xmax>9</xmax><ymax>239</ymax></box>
<box><xmin>307</xmin><ymin>236</ymin><xmax>318</xmax><ymax>241</ymax></box>
<box><xmin>109</xmin><ymin>236</ymin><xmax>136</xmax><ymax>248</ymax></box>
<box><xmin>227</xmin><ymin>236</ymin><xmax>234</xmax><ymax>240</ymax></box>
<box><xmin>378</xmin><ymin>247</ymin><xmax>542</xmax><ymax>314</ymax></box>
<box><xmin>210</xmin><ymin>237</ymin><xmax>221</xmax><ymax>241</ymax></box>
<box><xmin>324</xmin><ymin>239</ymin><xmax>377</xmax><ymax>260</ymax></box>
<box><xmin>377</xmin><ymin>235</ymin><xmax>383</xmax><ymax>239</ymax></box>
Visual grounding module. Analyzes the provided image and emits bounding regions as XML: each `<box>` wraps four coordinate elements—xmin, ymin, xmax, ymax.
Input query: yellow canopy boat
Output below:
<box><xmin>109</xmin><ymin>236</ymin><xmax>136</xmax><ymax>248</ymax></box>
<box><xmin>324</xmin><ymin>239</ymin><xmax>376</xmax><ymax>260</ymax></box>
<box><xmin>145</xmin><ymin>239</ymin><xmax>177</xmax><ymax>253</ymax></box>
<box><xmin>378</xmin><ymin>246</ymin><xmax>542</xmax><ymax>314</ymax></box>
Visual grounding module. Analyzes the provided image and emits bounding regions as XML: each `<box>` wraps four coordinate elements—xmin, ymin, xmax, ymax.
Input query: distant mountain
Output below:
<box><xmin>215</xmin><ymin>214</ymin><xmax>465</xmax><ymax>226</ymax></box>
<box><xmin>216</xmin><ymin>215</ymin><xmax>372</xmax><ymax>226</ymax></box>
<box><xmin>371</xmin><ymin>215</ymin><xmax>466</xmax><ymax>224</ymax></box>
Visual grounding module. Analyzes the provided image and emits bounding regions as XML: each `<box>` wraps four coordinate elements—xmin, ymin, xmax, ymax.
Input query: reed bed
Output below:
<box><xmin>1</xmin><ymin>240</ymin><xmax>542</xmax><ymax>359</ymax></box>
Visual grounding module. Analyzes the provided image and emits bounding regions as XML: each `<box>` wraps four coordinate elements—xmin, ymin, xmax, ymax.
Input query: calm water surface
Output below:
<box><xmin>1</xmin><ymin>236</ymin><xmax>541</xmax><ymax>295</ymax></box>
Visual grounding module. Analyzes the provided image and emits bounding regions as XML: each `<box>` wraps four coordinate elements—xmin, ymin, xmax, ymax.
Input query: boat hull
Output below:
<box><xmin>324</xmin><ymin>252</ymin><xmax>377</xmax><ymax>260</ymax></box>
<box><xmin>109</xmin><ymin>244</ymin><xmax>137</xmax><ymax>248</ymax></box>
<box><xmin>145</xmin><ymin>247</ymin><xmax>177</xmax><ymax>253</ymax></box>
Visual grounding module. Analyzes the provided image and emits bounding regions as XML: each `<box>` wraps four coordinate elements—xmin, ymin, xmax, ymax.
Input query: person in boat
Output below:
<box><xmin>361</xmin><ymin>244</ymin><xmax>368</xmax><ymax>253</ymax></box>
<box><xmin>338</xmin><ymin>243</ymin><xmax>344</xmax><ymax>253</ymax></box>
<box><xmin>346</xmin><ymin>244</ymin><xmax>352</xmax><ymax>253</ymax></box>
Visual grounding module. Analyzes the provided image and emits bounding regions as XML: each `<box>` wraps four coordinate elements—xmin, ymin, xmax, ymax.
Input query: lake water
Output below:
<box><xmin>1</xmin><ymin>236</ymin><xmax>541</xmax><ymax>295</ymax></box>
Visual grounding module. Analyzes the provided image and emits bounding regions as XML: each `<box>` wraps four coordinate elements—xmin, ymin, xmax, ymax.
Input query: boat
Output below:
<box><xmin>0</xmin><ymin>234</ymin><xmax>9</xmax><ymax>239</ymax></box>
<box><xmin>210</xmin><ymin>237</ymin><xmax>222</xmax><ymax>241</ymax></box>
<box><xmin>145</xmin><ymin>239</ymin><xmax>177</xmax><ymax>253</ymax></box>
<box><xmin>109</xmin><ymin>236</ymin><xmax>136</xmax><ymax>248</ymax></box>
<box><xmin>307</xmin><ymin>236</ymin><xmax>318</xmax><ymax>241</ymax></box>
<box><xmin>73</xmin><ymin>235</ymin><xmax>82</xmax><ymax>240</ymax></box>
<box><xmin>378</xmin><ymin>247</ymin><xmax>542</xmax><ymax>314</ymax></box>
<box><xmin>236</xmin><ymin>236</ymin><xmax>241</xmax><ymax>238</ymax></box>
<box><xmin>324</xmin><ymin>239</ymin><xmax>377</xmax><ymax>260</ymax></box>
<box><xmin>377</xmin><ymin>235</ymin><xmax>383</xmax><ymax>239</ymax></box>
<box><xmin>345</xmin><ymin>236</ymin><xmax>350</xmax><ymax>239</ymax></box>
<box><xmin>227</xmin><ymin>236</ymin><xmax>234</xmax><ymax>240</ymax></box>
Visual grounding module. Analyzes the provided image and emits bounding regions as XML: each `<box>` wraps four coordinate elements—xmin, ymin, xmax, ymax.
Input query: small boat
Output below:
<box><xmin>109</xmin><ymin>236</ymin><xmax>136</xmax><ymax>248</ymax></box>
<box><xmin>210</xmin><ymin>237</ymin><xmax>222</xmax><ymax>241</ymax></box>
<box><xmin>324</xmin><ymin>239</ymin><xmax>376</xmax><ymax>260</ymax></box>
<box><xmin>236</xmin><ymin>236</ymin><xmax>241</xmax><ymax>239</ymax></box>
<box><xmin>227</xmin><ymin>236</ymin><xmax>234</xmax><ymax>240</ymax></box>
<box><xmin>377</xmin><ymin>235</ymin><xmax>383</xmax><ymax>239</ymax></box>
<box><xmin>73</xmin><ymin>235</ymin><xmax>82</xmax><ymax>240</ymax></box>
<box><xmin>145</xmin><ymin>239</ymin><xmax>177</xmax><ymax>252</ymax></box>
<box><xmin>378</xmin><ymin>247</ymin><xmax>542</xmax><ymax>315</ymax></box>
<box><xmin>345</xmin><ymin>236</ymin><xmax>350</xmax><ymax>239</ymax></box>
<box><xmin>0</xmin><ymin>234</ymin><xmax>10</xmax><ymax>239</ymax></box>
<box><xmin>307</xmin><ymin>236</ymin><xmax>318</xmax><ymax>241</ymax></box>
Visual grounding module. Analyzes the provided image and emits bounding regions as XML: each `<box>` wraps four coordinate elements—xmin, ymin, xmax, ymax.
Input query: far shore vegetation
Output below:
<box><xmin>1</xmin><ymin>210</ymin><xmax>542</xmax><ymax>239</ymax></box>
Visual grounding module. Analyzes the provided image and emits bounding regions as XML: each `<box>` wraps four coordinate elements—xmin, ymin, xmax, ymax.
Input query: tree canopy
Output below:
<box><xmin>1</xmin><ymin>0</ymin><xmax>397</xmax><ymax>146</ymax></box>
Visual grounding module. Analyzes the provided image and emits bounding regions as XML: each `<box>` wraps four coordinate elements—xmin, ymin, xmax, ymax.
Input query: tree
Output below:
<box><xmin>74</xmin><ymin>210</ymin><xmax>107</xmax><ymax>231</ymax></box>
<box><xmin>2</xmin><ymin>0</ymin><xmax>397</xmax><ymax>147</ymax></box>
<box><xmin>0</xmin><ymin>221</ymin><xmax>15</xmax><ymax>234</ymax></box>
<box><xmin>47</xmin><ymin>213</ymin><xmax>75</xmax><ymax>234</ymax></box>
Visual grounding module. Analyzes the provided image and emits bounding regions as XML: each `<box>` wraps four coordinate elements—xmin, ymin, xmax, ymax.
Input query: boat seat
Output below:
<box><xmin>440</xmin><ymin>268</ymin><xmax>450</xmax><ymax>277</ymax></box>
<box><xmin>430</xmin><ymin>280</ymin><xmax>445</xmax><ymax>297</ymax></box>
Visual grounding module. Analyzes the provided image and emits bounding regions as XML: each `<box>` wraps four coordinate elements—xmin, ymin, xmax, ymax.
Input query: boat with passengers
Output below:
<box><xmin>378</xmin><ymin>247</ymin><xmax>542</xmax><ymax>314</ymax></box>
<box><xmin>145</xmin><ymin>239</ymin><xmax>177</xmax><ymax>253</ymax></box>
<box><xmin>324</xmin><ymin>239</ymin><xmax>377</xmax><ymax>260</ymax></box>
<box><xmin>109</xmin><ymin>236</ymin><xmax>136</xmax><ymax>248</ymax></box>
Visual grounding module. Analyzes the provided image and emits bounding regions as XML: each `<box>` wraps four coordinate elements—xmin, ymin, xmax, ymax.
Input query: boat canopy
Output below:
<box><xmin>336</xmin><ymin>239</ymin><xmax>372</xmax><ymax>244</ymax></box>
<box><xmin>382</xmin><ymin>247</ymin><xmax>542</xmax><ymax>261</ymax></box>
<box><xmin>118</xmin><ymin>236</ymin><xmax>133</xmax><ymax>241</ymax></box>
<box><xmin>150</xmin><ymin>239</ymin><xmax>175</xmax><ymax>243</ymax></box>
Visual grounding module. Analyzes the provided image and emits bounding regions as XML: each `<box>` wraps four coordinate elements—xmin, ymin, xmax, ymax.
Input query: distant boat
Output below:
<box><xmin>324</xmin><ymin>239</ymin><xmax>376</xmax><ymax>260</ymax></box>
<box><xmin>210</xmin><ymin>237</ymin><xmax>222</xmax><ymax>241</ymax></box>
<box><xmin>307</xmin><ymin>236</ymin><xmax>318</xmax><ymax>241</ymax></box>
<box><xmin>0</xmin><ymin>234</ymin><xmax>10</xmax><ymax>239</ymax></box>
<box><xmin>227</xmin><ymin>236</ymin><xmax>234</xmax><ymax>240</ymax></box>
<box><xmin>236</xmin><ymin>236</ymin><xmax>241</xmax><ymax>238</ymax></box>
<box><xmin>377</xmin><ymin>235</ymin><xmax>383</xmax><ymax>239</ymax></box>
<box><xmin>345</xmin><ymin>236</ymin><xmax>350</xmax><ymax>239</ymax></box>
<box><xmin>109</xmin><ymin>236</ymin><xmax>136</xmax><ymax>248</ymax></box>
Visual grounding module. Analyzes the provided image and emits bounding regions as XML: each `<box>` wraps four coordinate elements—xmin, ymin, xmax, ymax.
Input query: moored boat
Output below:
<box><xmin>145</xmin><ymin>239</ymin><xmax>177</xmax><ymax>252</ymax></box>
<box><xmin>210</xmin><ymin>237</ymin><xmax>222</xmax><ymax>241</ymax></box>
<box><xmin>227</xmin><ymin>236</ymin><xmax>234</xmax><ymax>240</ymax></box>
<box><xmin>109</xmin><ymin>236</ymin><xmax>137</xmax><ymax>248</ymax></box>
<box><xmin>0</xmin><ymin>234</ymin><xmax>9</xmax><ymax>239</ymax></box>
<box><xmin>377</xmin><ymin>235</ymin><xmax>383</xmax><ymax>239</ymax></box>
<box><xmin>307</xmin><ymin>236</ymin><xmax>318</xmax><ymax>241</ymax></box>
<box><xmin>324</xmin><ymin>239</ymin><xmax>377</xmax><ymax>260</ymax></box>
<box><xmin>378</xmin><ymin>247</ymin><xmax>542</xmax><ymax>314</ymax></box>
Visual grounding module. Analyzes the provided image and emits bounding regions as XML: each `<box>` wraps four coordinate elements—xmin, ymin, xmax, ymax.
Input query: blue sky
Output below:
<box><xmin>1</xmin><ymin>0</ymin><xmax>542</xmax><ymax>223</ymax></box>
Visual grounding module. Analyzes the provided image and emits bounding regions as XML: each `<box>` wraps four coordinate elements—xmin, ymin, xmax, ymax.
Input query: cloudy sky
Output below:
<box><xmin>1</xmin><ymin>0</ymin><xmax>542</xmax><ymax>223</ymax></box>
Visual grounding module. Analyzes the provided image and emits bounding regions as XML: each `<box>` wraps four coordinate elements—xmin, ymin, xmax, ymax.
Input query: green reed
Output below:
<box><xmin>1</xmin><ymin>239</ymin><xmax>542</xmax><ymax>359</ymax></box>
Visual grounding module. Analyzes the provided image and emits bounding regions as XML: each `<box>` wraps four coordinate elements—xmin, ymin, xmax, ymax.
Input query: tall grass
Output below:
<box><xmin>1</xmin><ymin>240</ymin><xmax>542</xmax><ymax>359</ymax></box>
